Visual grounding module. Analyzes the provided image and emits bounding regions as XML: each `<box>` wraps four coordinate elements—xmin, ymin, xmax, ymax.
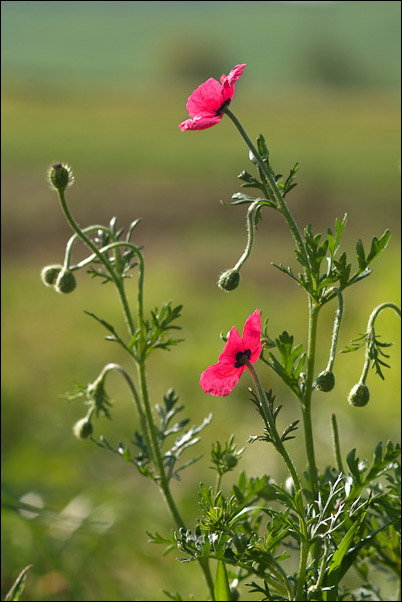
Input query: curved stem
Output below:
<box><xmin>64</xmin><ymin>225</ymin><xmax>113</xmax><ymax>269</ymax></box>
<box><xmin>232</xmin><ymin>200</ymin><xmax>259</xmax><ymax>271</ymax></box>
<box><xmin>57</xmin><ymin>189</ymin><xmax>137</xmax><ymax>337</ymax></box>
<box><xmin>360</xmin><ymin>302</ymin><xmax>401</xmax><ymax>384</ymax></box>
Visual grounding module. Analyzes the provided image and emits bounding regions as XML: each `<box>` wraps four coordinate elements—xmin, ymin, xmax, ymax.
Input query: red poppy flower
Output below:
<box><xmin>200</xmin><ymin>309</ymin><xmax>263</xmax><ymax>396</ymax></box>
<box><xmin>179</xmin><ymin>63</ymin><xmax>246</xmax><ymax>131</ymax></box>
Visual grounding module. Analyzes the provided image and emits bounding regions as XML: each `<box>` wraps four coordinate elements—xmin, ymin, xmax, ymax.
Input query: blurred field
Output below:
<box><xmin>2</xmin><ymin>1</ymin><xmax>401</xmax><ymax>601</ymax></box>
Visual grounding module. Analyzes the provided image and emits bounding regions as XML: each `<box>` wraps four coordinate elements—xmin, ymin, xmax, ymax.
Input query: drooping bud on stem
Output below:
<box><xmin>314</xmin><ymin>370</ymin><xmax>335</xmax><ymax>392</ymax></box>
<box><xmin>217</xmin><ymin>200</ymin><xmax>259</xmax><ymax>292</ymax></box>
<box><xmin>348</xmin><ymin>382</ymin><xmax>370</xmax><ymax>407</ymax></box>
<box><xmin>55</xmin><ymin>268</ymin><xmax>77</xmax><ymax>294</ymax></box>
<box><xmin>73</xmin><ymin>417</ymin><xmax>94</xmax><ymax>439</ymax></box>
<box><xmin>218</xmin><ymin>268</ymin><xmax>240</xmax><ymax>292</ymax></box>
<box><xmin>41</xmin><ymin>264</ymin><xmax>63</xmax><ymax>287</ymax></box>
<box><xmin>315</xmin><ymin>288</ymin><xmax>343</xmax><ymax>393</ymax></box>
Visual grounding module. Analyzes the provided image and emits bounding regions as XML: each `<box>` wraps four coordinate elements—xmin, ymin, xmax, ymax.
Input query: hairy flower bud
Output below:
<box><xmin>218</xmin><ymin>268</ymin><xmax>240</xmax><ymax>292</ymax></box>
<box><xmin>48</xmin><ymin>163</ymin><xmax>74</xmax><ymax>193</ymax></box>
<box><xmin>55</xmin><ymin>269</ymin><xmax>77</xmax><ymax>294</ymax></box>
<box><xmin>224</xmin><ymin>453</ymin><xmax>238</xmax><ymax>469</ymax></box>
<box><xmin>73</xmin><ymin>417</ymin><xmax>93</xmax><ymax>439</ymax></box>
<box><xmin>41</xmin><ymin>264</ymin><xmax>63</xmax><ymax>287</ymax></box>
<box><xmin>314</xmin><ymin>370</ymin><xmax>335</xmax><ymax>392</ymax></box>
<box><xmin>348</xmin><ymin>383</ymin><xmax>370</xmax><ymax>407</ymax></box>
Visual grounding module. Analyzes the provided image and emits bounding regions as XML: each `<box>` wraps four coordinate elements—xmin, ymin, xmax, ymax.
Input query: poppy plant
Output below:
<box><xmin>200</xmin><ymin>309</ymin><xmax>263</xmax><ymax>396</ymax></box>
<box><xmin>179</xmin><ymin>63</ymin><xmax>246</xmax><ymax>131</ymax></box>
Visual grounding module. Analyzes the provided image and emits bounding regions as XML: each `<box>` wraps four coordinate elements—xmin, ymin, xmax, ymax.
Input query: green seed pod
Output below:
<box><xmin>218</xmin><ymin>268</ymin><xmax>240</xmax><ymax>292</ymax></box>
<box><xmin>48</xmin><ymin>163</ymin><xmax>74</xmax><ymax>192</ymax></box>
<box><xmin>55</xmin><ymin>269</ymin><xmax>77</xmax><ymax>294</ymax></box>
<box><xmin>315</xmin><ymin>370</ymin><xmax>335</xmax><ymax>392</ymax></box>
<box><xmin>41</xmin><ymin>264</ymin><xmax>62</xmax><ymax>287</ymax></box>
<box><xmin>348</xmin><ymin>383</ymin><xmax>370</xmax><ymax>407</ymax></box>
<box><xmin>73</xmin><ymin>417</ymin><xmax>93</xmax><ymax>439</ymax></box>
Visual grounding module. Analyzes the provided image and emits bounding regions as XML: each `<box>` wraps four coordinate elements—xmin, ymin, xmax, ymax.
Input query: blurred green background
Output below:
<box><xmin>2</xmin><ymin>1</ymin><xmax>401</xmax><ymax>600</ymax></box>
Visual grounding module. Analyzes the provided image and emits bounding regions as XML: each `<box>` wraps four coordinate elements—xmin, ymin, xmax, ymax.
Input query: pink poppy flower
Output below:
<box><xmin>179</xmin><ymin>63</ymin><xmax>246</xmax><ymax>131</ymax></box>
<box><xmin>200</xmin><ymin>309</ymin><xmax>263</xmax><ymax>397</ymax></box>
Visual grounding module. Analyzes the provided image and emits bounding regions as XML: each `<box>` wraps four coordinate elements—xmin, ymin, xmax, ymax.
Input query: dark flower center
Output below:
<box><xmin>215</xmin><ymin>97</ymin><xmax>231</xmax><ymax>116</ymax></box>
<box><xmin>234</xmin><ymin>348</ymin><xmax>251</xmax><ymax>368</ymax></box>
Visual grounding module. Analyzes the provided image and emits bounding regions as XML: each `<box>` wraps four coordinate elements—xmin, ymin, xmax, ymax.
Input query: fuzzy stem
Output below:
<box><xmin>325</xmin><ymin>288</ymin><xmax>344</xmax><ymax>372</ymax></box>
<box><xmin>57</xmin><ymin>189</ymin><xmax>137</xmax><ymax>337</ymax></box>
<box><xmin>294</xmin><ymin>535</ymin><xmax>309</xmax><ymax>601</ymax></box>
<box><xmin>330</xmin><ymin>413</ymin><xmax>344</xmax><ymax>473</ymax></box>
<box><xmin>302</xmin><ymin>299</ymin><xmax>320</xmax><ymax>494</ymax></box>
<box><xmin>360</xmin><ymin>302</ymin><xmax>401</xmax><ymax>384</ymax></box>
<box><xmin>232</xmin><ymin>200</ymin><xmax>259</xmax><ymax>271</ymax></box>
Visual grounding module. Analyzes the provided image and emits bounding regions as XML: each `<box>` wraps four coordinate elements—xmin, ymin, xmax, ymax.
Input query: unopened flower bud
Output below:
<box><xmin>315</xmin><ymin>370</ymin><xmax>335</xmax><ymax>392</ymax></box>
<box><xmin>218</xmin><ymin>269</ymin><xmax>240</xmax><ymax>292</ymax></box>
<box><xmin>48</xmin><ymin>163</ymin><xmax>74</xmax><ymax>192</ymax></box>
<box><xmin>41</xmin><ymin>264</ymin><xmax>62</xmax><ymax>287</ymax></box>
<box><xmin>55</xmin><ymin>269</ymin><xmax>76</xmax><ymax>294</ymax></box>
<box><xmin>224</xmin><ymin>453</ymin><xmax>238</xmax><ymax>469</ymax></box>
<box><xmin>73</xmin><ymin>417</ymin><xmax>93</xmax><ymax>439</ymax></box>
<box><xmin>348</xmin><ymin>383</ymin><xmax>370</xmax><ymax>407</ymax></box>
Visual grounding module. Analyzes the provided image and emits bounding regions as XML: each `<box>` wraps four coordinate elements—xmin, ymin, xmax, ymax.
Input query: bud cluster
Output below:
<box><xmin>41</xmin><ymin>265</ymin><xmax>76</xmax><ymax>294</ymax></box>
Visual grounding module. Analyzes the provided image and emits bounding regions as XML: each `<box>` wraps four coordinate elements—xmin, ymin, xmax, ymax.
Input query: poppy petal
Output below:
<box><xmin>225</xmin><ymin>64</ymin><xmax>246</xmax><ymax>86</ymax></box>
<box><xmin>186</xmin><ymin>78</ymin><xmax>223</xmax><ymax>117</ymax></box>
<box><xmin>179</xmin><ymin>114</ymin><xmax>223</xmax><ymax>131</ymax></box>
<box><xmin>200</xmin><ymin>363</ymin><xmax>241</xmax><ymax>397</ymax></box>
<box><xmin>242</xmin><ymin>310</ymin><xmax>262</xmax><ymax>361</ymax></box>
<box><xmin>218</xmin><ymin>326</ymin><xmax>244</xmax><ymax>363</ymax></box>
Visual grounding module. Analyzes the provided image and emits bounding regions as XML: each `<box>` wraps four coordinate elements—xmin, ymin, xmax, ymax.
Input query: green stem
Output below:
<box><xmin>57</xmin><ymin>189</ymin><xmax>136</xmax><ymax>337</ymax></box>
<box><xmin>246</xmin><ymin>360</ymin><xmax>310</xmax><ymax>601</ymax></box>
<box><xmin>58</xmin><ymin>188</ymin><xmax>214</xmax><ymax>597</ymax></box>
<box><xmin>137</xmin><ymin>360</ymin><xmax>215</xmax><ymax>598</ymax></box>
<box><xmin>64</xmin><ymin>225</ymin><xmax>113</xmax><ymax>269</ymax></box>
<box><xmin>325</xmin><ymin>288</ymin><xmax>343</xmax><ymax>372</ymax></box>
<box><xmin>245</xmin><ymin>360</ymin><xmax>301</xmax><ymax>492</ymax></box>
<box><xmin>330</xmin><ymin>413</ymin><xmax>344</xmax><ymax>474</ymax></box>
<box><xmin>232</xmin><ymin>200</ymin><xmax>259</xmax><ymax>271</ymax></box>
<box><xmin>223</xmin><ymin>107</ymin><xmax>322</xmax><ymax>493</ymax></box>
<box><xmin>302</xmin><ymin>299</ymin><xmax>320</xmax><ymax>494</ymax></box>
<box><xmin>223</xmin><ymin>106</ymin><xmax>306</xmax><ymax>259</ymax></box>
<box><xmin>294</xmin><ymin>536</ymin><xmax>309</xmax><ymax>601</ymax></box>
